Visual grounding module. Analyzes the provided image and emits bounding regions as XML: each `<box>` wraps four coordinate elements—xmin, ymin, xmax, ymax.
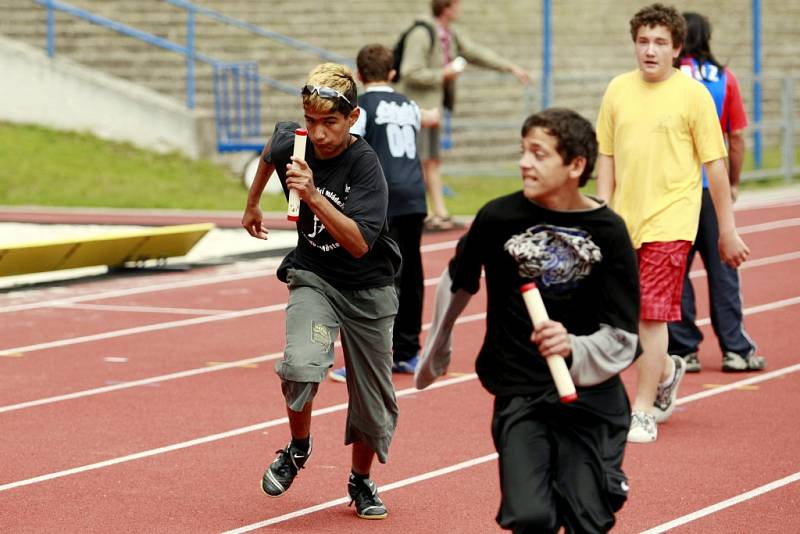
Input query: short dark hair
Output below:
<box><xmin>629</xmin><ymin>3</ymin><xmax>686</xmax><ymax>49</ymax></box>
<box><xmin>432</xmin><ymin>0</ymin><xmax>455</xmax><ymax>17</ymax></box>
<box><xmin>357</xmin><ymin>43</ymin><xmax>394</xmax><ymax>83</ymax></box>
<box><xmin>521</xmin><ymin>108</ymin><xmax>598</xmax><ymax>187</ymax></box>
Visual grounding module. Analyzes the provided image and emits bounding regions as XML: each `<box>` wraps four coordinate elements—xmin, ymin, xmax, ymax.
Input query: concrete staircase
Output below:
<box><xmin>1</xmin><ymin>0</ymin><xmax>797</xmax><ymax>173</ymax></box>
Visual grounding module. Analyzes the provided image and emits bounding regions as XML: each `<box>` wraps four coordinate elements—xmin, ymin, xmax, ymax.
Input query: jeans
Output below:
<box><xmin>668</xmin><ymin>189</ymin><xmax>756</xmax><ymax>357</ymax></box>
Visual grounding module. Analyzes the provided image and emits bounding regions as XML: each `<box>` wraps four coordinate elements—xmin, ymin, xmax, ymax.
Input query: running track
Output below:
<box><xmin>1</xmin><ymin>196</ymin><xmax>799</xmax><ymax>533</ymax></box>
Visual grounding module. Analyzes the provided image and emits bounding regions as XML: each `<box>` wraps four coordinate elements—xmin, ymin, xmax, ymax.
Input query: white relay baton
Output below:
<box><xmin>520</xmin><ymin>282</ymin><xmax>578</xmax><ymax>403</ymax></box>
<box><xmin>286</xmin><ymin>128</ymin><xmax>307</xmax><ymax>222</ymax></box>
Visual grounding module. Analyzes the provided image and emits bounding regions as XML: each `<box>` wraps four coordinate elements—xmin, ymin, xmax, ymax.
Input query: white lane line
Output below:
<box><xmin>53</xmin><ymin>302</ymin><xmax>231</xmax><ymax>315</ymax></box>
<box><xmin>640</xmin><ymin>472</ymin><xmax>800</xmax><ymax>534</ymax></box>
<box><xmin>0</xmin><ymin>239</ymin><xmax>461</xmax><ymax>315</ymax></box>
<box><xmin>225</xmin><ymin>362</ymin><xmax>800</xmax><ymax>531</ymax></box>
<box><xmin>0</xmin><ymin>263</ymin><xmax>466</xmax><ymax>354</ymax></box>
<box><xmin>0</xmin><ymin>313</ymin><xmax>488</xmax><ymax>414</ymax></box>
<box><xmin>0</xmin><ymin>267</ymin><xmax>278</xmax><ymax>314</ymax></box>
<box><xmin>0</xmin><ymin>374</ymin><xmax>477</xmax><ymax>493</ymax></box>
<box><xmin>738</xmin><ymin>217</ymin><xmax>800</xmax><ymax>234</ymax></box>
<box><xmin>0</xmin><ymin>280</ymin><xmax>795</xmax><ymax>411</ymax></box>
<box><xmin>0</xmin><ymin>351</ymin><xmax>282</xmax><ymax>414</ymax></box>
<box><xmin>0</xmin><ymin>355</ymin><xmax>795</xmax><ymax>499</ymax></box>
<box><xmin>1</xmin><ymin>311</ymin><xmax>797</xmax><ymax>494</ymax></box>
<box><xmin>2</xmin><ymin>288</ymin><xmax>797</xmax><ymax>412</ymax></box>
<box><xmin>677</xmin><ymin>363</ymin><xmax>800</xmax><ymax>404</ymax></box>
<box><xmin>0</xmin><ymin>210</ymin><xmax>795</xmax><ymax>316</ymax></box>
<box><xmin>222</xmin><ymin>453</ymin><xmax>500</xmax><ymax>534</ymax></box>
<box><xmin>420</xmin><ymin>239</ymin><xmax>460</xmax><ymax>252</ymax></box>
<box><xmin>689</xmin><ymin>250</ymin><xmax>800</xmax><ymax>279</ymax></box>
<box><xmin>2</xmin><ymin>245</ymin><xmax>793</xmax><ymax>355</ymax></box>
<box><xmin>736</xmin><ymin>196</ymin><xmax>800</xmax><ymax>210</ymax></box>
<box><xmin>1</xmin><ymin>304</ymin><xmax>286</xmax><ymax>354</ymax></box>
<box><xmin>45</xmin><ymin>240</ymin><xmax>460</xmax><ymax>317</ymax></box>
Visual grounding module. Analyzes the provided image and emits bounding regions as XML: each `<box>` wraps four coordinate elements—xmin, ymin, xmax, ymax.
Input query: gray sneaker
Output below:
<box><xmin>683</xmin><ymin>352</ymin><xmax>701</xmax><ymax>373</ymax></box>
<box><xmin>722</xmin><ymin>352</ymin><xmax>766</xmax><ymax>372</ymax></box>
<box><xmin>653</xmin><ymin>355</ymin><xmax>686</xmax><ymax>423</ymax></box>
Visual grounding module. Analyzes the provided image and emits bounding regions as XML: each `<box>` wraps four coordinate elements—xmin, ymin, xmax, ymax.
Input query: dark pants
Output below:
<box><xmin>492</xmin><ymin>388</ymin><xmax>630</xmax><ymax>534</ymax></box>
<box><xmin>387</xmin><ymin>213</ymin><xmax>426</xmax><ymax>363</ymax></box>
<box><xmin>668</xmin><ymin>189</ymin><xmax>756</xmax><ymax>358</ymax></box>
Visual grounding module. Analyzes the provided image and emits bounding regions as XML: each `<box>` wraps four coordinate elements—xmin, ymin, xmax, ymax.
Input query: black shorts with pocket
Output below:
<box><xmin>491</xmin><ymin>378</ymin><xmax>631</xmax><ymax>533</ymax></box>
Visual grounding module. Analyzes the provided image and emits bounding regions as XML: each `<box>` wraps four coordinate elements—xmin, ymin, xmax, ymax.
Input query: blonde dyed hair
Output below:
<box><xmin>303</xmin><ymin>63</ymin><xmax>357</xmax><ymax>114</ymax></box>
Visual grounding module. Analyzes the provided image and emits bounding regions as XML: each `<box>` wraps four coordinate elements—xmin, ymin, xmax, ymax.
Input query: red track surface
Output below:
<box><xmin>1</xmin><ymin>196</ymin><xmax>799</xmax><ymax>533</ymax></box>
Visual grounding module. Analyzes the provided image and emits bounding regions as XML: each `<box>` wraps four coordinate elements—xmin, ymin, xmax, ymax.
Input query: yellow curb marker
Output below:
<box><xmin>206</xmin><ymin>361</ymin><xmax>259</xmax><ymax>369</ymax></box>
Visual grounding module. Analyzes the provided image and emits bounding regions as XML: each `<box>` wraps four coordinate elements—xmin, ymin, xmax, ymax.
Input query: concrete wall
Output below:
<box><xmin>0</xmin><ymin>1</ymin><xmax>797</xmax><ymax>170</ymax></box>
<box><xmin>0</xmin><ymin>35</ymin><xmax>214</xmax><ymax>158</ymax></box>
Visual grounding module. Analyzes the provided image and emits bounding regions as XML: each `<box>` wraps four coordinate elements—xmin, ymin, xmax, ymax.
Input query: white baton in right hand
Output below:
<box><xmin>286</xmin><ymin>128</ymin><xmax>307</xmax><ymax>222</ymax></box>
<box><xmin>520</xmin><ymin>282</ymin><xmax>578</xmax><ymax>403</ymax></box>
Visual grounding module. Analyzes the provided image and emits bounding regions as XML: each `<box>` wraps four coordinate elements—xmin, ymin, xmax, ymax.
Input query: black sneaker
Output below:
<box><xmin>261</xmin><ymin>440</ymin><xmax>311</xmax><ymax>497</ymax></box>
<box><xmin>347</xmin><ymin>476</ymin><xmax>388</xmax><ymax>520</ymax></box>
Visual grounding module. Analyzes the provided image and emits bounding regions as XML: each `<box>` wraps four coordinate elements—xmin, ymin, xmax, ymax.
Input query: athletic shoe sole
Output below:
<box><xmin>356</xmin><ymin>512</ymin><xmax>388</xmax><ymax>520</ymax></box>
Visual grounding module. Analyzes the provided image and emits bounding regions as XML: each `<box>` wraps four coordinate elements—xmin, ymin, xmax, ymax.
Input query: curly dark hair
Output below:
<box><xmin>629</xmin><ymin>3</ymin><xmax>686</xmax><ymax>49</ymax></box>
<box><xmin>521</xmin><ymin>108</ymin><xmax>598</xmax><ymax>187</ymax></box>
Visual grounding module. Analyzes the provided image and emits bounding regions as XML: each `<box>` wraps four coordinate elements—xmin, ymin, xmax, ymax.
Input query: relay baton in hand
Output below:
<box><xmin>286</xmin><ymin>128</ymin><xmax>307</xmax><ymax>221</ymax></box>
<box><xmin>520</xmin><ymin>282</ymin><xmax>578</xmax><ymax>403</ymax></box>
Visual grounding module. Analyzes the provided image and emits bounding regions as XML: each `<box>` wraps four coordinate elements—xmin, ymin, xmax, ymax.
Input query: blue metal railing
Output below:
<box><xmin>541</xmin><ymin>0</ymin><xmax>552</xmax><ymax>110</ymax></box>
<box><xmin>214</xmin><ymin>62</ymin><xmax>263</xmax><ymax>152</ymax></box>
<box><xmin>36</xmin><ymin>0</ymin><xmax>357</xmax><ymax>153</ymax></box>
<box><xmin>164</xmin><ymin>0</ymin><xmax>353</xmax><ymax>67</ymax></box>
<box><xmin>38</xmin><ymin>0</ymin><xmax>217</xmax><ymax>108</ymax></box>
<box><xmin>752</xmin><ymin>0</ymin><xmax>763</xmax><ymax>169</ymax></box>
<box><xmin>163</xmin><ymin>0</ymin><xmax>354</xmax><ymax>96</ymax></box>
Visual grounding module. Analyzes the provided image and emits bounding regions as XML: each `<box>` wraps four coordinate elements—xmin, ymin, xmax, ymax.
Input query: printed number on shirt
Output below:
<box><xmin>386</xmin><ymin>124</ymin><xmax>417</xmax><ymax>159</ymax></box>
<box><xmin>680</xmin><ymin>63</ymin><xmax>720</xmax><ymax>83</ymax></box>
<box><xmin>375</xmin><ymin>100</ymin><xmax>420</xmax><ymax>159</ymax></box>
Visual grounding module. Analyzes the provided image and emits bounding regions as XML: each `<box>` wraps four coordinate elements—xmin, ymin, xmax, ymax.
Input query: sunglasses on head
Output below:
<box><xmin>301</xmin><ymin>84</ymin><xmax>353</xmax><ymax>108</ymax></box>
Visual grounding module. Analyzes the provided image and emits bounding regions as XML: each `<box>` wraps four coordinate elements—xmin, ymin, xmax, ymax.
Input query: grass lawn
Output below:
<box><xmin>1</xmin><ymin>122</ymin><xmax>797</xmax><ymax>215</ymax></box>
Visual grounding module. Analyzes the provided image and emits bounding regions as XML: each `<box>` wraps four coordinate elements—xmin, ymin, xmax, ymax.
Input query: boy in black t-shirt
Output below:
<box><xmin>330</xmin><ymin>44</ymin><xmax>439</xmax><ymax>383</ymax></box>
<box><xmin>416</xmin><ymin>109</ymin><xmax>640</xmax><ymax>532</ymax></box>
<box><xmin>242</xmin><ymin>63</ymin><xmax>401</xmax><ymax>520</ymax></box>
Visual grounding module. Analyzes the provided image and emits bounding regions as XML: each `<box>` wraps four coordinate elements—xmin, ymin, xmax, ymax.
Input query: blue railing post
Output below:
<box><xmin>45</xmin><ymin>0</ymin><xmax>55</xmax><ymax>57</ymax></box>
<box><xmin>752</xmin><ymin>0</ymin><xmax>762</xmax><ymax>169</ymax></box>
<box><xmin>185</xmin><ymin>8</ymin><xmax>196</xmax><ymax>109</ymax></box>
<box><xmin>541</xmin><ymin>0</ymin><xmax>552</xmax><ymax>110</ymax></box>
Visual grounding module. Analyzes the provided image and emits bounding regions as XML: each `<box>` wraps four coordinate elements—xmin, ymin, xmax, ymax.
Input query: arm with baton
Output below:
<box><xmin>521</xmin><ymin>282</ymin><xmax>578</xmax><ymax>403</ymax></box>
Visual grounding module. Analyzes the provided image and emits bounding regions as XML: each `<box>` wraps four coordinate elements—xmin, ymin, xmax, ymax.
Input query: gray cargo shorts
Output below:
<box><xmin>276</xmin><ymin>269</ymin><xmax>399</xmax><ymax>463</ymax></box>
<box><xmin>417</xmin><ymin>125</ymin><xmax>440</xmax><ymax>161</ymax></box>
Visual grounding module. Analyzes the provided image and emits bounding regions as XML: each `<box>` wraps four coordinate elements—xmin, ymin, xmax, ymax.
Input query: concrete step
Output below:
<box><xmin>2</xmin><ymin>0</ymin><xmax>796</xmax><ymax>167</ymax></box>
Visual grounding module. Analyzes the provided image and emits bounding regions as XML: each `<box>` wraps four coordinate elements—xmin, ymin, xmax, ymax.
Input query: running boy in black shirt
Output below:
<box><xmin>242</xmin><ymin>63</ymin><xmax>401</xmax><ymax>520</ymax></box>
<box><xmin>416</xmin><ymin>108</ymin><xmax>640</xmax><ymax>532</ymax></box>
<box><xmin>330</xmin><ymin>43</ymin><xmax>439</xmax><ymax>382</ymax></box>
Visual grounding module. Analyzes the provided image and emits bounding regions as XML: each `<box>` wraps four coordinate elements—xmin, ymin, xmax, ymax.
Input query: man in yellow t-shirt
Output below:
<box><xmin>596</xmin><ymin>3</ymin><xmax>749</xmax><ymax>444</ymax></box>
